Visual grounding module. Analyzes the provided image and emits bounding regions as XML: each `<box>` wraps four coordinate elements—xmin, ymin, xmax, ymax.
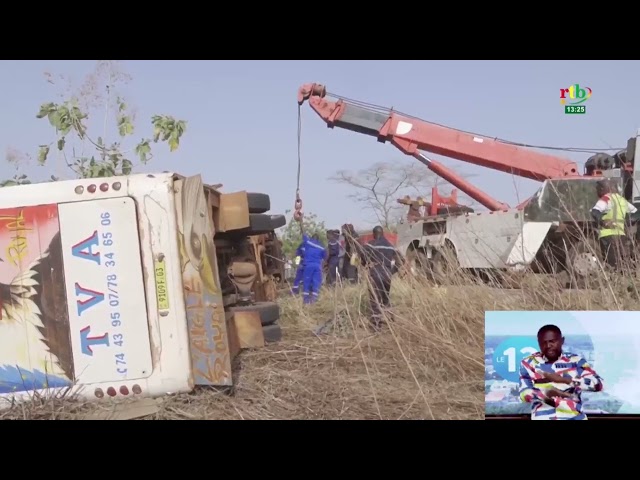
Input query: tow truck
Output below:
<box><xmin>298</xmin><ymin>83</ymin><xmax>640</xmax><ymax>286</ymax></box>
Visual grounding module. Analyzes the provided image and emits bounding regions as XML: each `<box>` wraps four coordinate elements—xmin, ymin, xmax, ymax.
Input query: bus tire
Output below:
<box><xmin>262</xmin><ymin>323</ymin><xmax>282</xmax><ymax>343</ymax></box>
<box><xmin>247</xmin><ymin>193</ymin><xmax>271</xmax><ymax>214</ymax></box>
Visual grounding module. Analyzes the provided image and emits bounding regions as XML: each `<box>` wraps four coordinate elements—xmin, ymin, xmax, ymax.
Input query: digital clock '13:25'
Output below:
<box><xmin>565</xmin><ymin>105</ymin><xmax>586</xmax><ymax>114</ymax></box>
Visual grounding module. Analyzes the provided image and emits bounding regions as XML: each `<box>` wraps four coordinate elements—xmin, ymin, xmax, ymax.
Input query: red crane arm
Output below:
<box><xmin>298</xmin><ymin>83</ymin><xmax>580</xmax><ymax>182</ymax></box>
<box><xmin>412</xmin><ymin>151</ymin><xmax>508</xmax><ymax>210</ymax></box>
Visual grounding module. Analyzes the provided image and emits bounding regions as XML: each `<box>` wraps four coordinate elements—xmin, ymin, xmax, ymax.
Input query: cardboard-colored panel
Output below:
<box><xmin>218</xmin><ymin>191</ymin><xmax>250</xmax><ymax>232</ymax></box>
<box><xmin>232</xmin><ymin>311</ymin><xmax>265</xmax><ymax>349</ymax></box>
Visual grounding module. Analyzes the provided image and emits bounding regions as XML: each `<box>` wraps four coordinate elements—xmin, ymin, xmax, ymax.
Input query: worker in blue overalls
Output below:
<box><xmin>291</xmin><ymin>241</ymin><xmax>305</xmax><ymax>294</ymax></box>
<box><xmin>301</xmin><ymin>233</ymin><xmax>327</xmax><ymax>304</ymax></box>
<box><xmin>326</xmin><ymin>230</ymin><xmax>341</xmax><ymax>286</ymax></box>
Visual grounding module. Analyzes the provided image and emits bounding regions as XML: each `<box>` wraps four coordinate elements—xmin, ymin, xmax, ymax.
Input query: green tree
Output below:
<box><xmin>278</xmin><ymin>211</ymin><xmax>327</xmax><ymax>259</ymax></box>
<box><xmin>1</xmin><ymin>60</ymin><xmax>186</xmax><ymax>187</ymax></box>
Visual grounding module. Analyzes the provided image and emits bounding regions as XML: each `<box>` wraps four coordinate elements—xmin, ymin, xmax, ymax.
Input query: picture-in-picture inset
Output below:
<box><xmin>485</xmin><ymin>310</ymin><xmax>640</xmax><ymax>420</ymax></box>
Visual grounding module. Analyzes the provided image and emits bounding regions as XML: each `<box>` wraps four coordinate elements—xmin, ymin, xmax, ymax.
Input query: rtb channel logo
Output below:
<box><xmin>560</xmin><ymin>83</ymin><xmax>592</xmax><ymax>115</ymax></box>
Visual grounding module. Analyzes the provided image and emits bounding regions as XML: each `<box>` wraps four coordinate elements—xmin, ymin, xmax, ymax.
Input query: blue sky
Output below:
<box><xmin>1</xmin><ymin>60</ymin><xmax>638</xmax><ymax>229</ymax></box>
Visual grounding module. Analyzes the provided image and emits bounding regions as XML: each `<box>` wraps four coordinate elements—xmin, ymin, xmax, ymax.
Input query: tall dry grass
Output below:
<box><xmin>4</xmin><ymin>251</ymin><xmax>640</xmax><ymax>420</ymax></box>
<box><xmin>0</xmin><ymin>270</ymin><xmax>482</xmax><ymax>420</ymax></box>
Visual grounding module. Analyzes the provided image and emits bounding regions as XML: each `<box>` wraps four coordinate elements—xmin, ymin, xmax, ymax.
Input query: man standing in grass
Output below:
<box><xmin>519</xmin><ymin>324</ymin><xmax>603</xmax><ymax>420</ymax></box>
<box><xmin>361</xmin><ymin>226</ymin><xmax>404</xmax><ymax>330</ymax></box>
<box><xmin>300</xmin><ymin>233</ymin><xmax>327</xmax><ymax>304</ymax></box>
<box><xmin>291</xmin><ymin>241</ymin><xmax>305</xmax><ymax>295</ymax></box>
<box><xmin>341</xmin><ymin>224</ymin><xmax>359</xmax><ymax>284</ymax></box>
<box><xmin>591</xmin><ymin>178</ymin><xmax>637</xmax><ymax>269</ymax></box>
<box><xmin>326</xmin><ymin>230</ymin><xmax>341</xmax><ymax>286</ymax></box>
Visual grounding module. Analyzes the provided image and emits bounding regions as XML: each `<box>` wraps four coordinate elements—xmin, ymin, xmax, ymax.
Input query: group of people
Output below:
<box><xmin>290</xmin><ymin>225</ymin><xmax>403</xmax><ymax>329</ymax></box>
<box><xmin>290</xmin><ymin>229</ymin><xmax>354</xmax><ymax>301</ymax></box>
<box><xmin>282</xmin><ymin>178</ymin><xmax>636</xmax><ymax>332</ymax></box>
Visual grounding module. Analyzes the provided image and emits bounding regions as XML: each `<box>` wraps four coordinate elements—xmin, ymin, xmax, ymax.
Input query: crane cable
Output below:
<box><xmin>293</xmin><ymin>104</ymin><xmax>304</xmax><ymax>231</ymax></box>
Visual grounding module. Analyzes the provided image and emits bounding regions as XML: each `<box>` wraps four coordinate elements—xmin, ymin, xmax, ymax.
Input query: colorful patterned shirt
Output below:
<box><xmin>519</xmin><ymin>351</ymin><xmax>603</xmax><ymax>420</ymax></box>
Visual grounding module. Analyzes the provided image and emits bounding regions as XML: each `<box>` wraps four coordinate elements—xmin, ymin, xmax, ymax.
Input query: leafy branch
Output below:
<box><xmin>1</xmin><ymin>60</ymin><xmax>188</xmax><ymax>187</ymax></box>
<box><xmin>35</xmin><ymin>99</ymin><xmax>186</xmax><ymax>178</ymax></box>
<box><xmin>0</xmin><ymin>174</ymin><xmax>31</xmax><ymax>188</ymax></box>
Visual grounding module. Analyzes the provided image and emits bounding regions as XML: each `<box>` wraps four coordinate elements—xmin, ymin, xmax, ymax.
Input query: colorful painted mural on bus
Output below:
<box><xmin>0</xmin><ymin>204</ymin><xmax>73</xmax><ymax>394</ymax></box>
<box><xmin>176</xmin><ymin>176</ymin><xmax>232</xmax><ymax>387</ymax></box>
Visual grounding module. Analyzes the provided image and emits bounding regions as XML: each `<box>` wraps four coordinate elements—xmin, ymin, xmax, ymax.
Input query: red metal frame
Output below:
<box><xmin>298</xmin><ymin>83</ymin><xmax>584</xmax><ymax>212</ymax></box>
<box><xmin>430</xmin><ymin>187</ymin><xmax>458</xmax><ymax>216</ymax></box>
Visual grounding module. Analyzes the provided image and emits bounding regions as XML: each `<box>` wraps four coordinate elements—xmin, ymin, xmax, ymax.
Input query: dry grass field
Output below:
<box><xmin>3</xmin><ymin>265</ymin><xmax>638</xmax><ymax>420</ymax></box>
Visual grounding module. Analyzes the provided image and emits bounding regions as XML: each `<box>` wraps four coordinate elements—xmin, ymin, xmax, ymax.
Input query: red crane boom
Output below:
<box><xmin>297</xmin><ymin>83</ymin><xmax>582</xmax><ymax>211</ymax></box>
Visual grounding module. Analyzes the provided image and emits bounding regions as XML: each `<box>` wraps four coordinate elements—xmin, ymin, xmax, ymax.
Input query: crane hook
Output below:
<box><xmin>293</xmin><ymin>192</ymin><xmax>304</xmax><ymax>222</ymax></box>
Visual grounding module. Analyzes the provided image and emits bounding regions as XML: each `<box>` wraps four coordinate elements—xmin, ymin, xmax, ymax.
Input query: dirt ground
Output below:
<box><xmin>4</xmin><ymin>269</ymin><xmax>637</xmax><ymax>420</ymax></box>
